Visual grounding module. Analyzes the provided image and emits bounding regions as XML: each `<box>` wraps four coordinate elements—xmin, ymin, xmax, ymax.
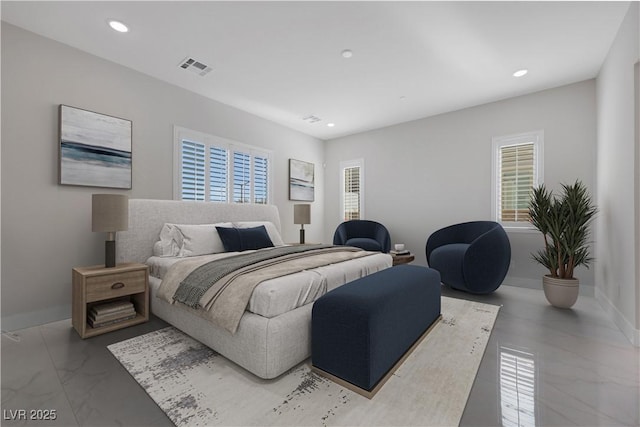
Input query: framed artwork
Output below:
<box><xmin>289</xmin><ymin>158</ymin><xmax>314</xmax><ymax>201</ymax></box>
<box><xmin>59</xmin><ymin>105</ymin><xmax>132</xmax><ymax>189</ymax></box>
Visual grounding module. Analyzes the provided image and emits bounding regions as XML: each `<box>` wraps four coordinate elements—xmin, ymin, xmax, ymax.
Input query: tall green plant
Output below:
<box><xmin>528</xmin><ymin>180</ymin><xmax>597</xmax><ymax>279</ymax></box>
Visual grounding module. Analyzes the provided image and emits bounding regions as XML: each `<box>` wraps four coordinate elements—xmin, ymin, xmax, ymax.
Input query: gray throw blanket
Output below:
<box><xmin>173</xmin><ymin>244</ymin><xmax>334</xmax><ymax>308</ymax></box>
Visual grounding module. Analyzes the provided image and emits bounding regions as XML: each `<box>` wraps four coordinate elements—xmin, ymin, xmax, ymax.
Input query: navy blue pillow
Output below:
<box><xmin>216</xmin><ymin>225</ymin><xmax>274</xmax><ymax>252</ymax></box>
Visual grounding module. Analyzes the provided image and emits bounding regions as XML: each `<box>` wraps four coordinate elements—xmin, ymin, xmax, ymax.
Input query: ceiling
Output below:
<box><xmin>1</xmin><ymin>1</ymin><xmax>630</xmax><ymax>140</ymax></box>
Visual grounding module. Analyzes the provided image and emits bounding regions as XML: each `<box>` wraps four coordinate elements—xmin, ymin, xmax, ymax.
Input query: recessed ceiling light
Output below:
<box><xmin>327</xmin><ymin>123</ymin><xmax>335</xmax><ymax>127</ymax></box>
<box><xmin>108</xmin><ymin>20</ymin><xmax>129</xmax><ymax>33</ymax></box>
<box><xmin>341</xmin><ymin>49</ymin><xmax>353</xmax><ymax>59</ymax></box>
<box><xmin>513</xmin><ymin>69</ymin><xmax>528</xmax><ymax>77</ymax></box>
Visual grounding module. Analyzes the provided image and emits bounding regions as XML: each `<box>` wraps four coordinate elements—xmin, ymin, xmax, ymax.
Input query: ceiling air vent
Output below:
<box><xmin>178</xmin><ymin>57</ymin><xmax>213</xmax><ymax>77</ymax></box>
<box><xmin>302</xmin><ymin>115</ymin><xmax>322</xmax><ymax>124</ymax></box>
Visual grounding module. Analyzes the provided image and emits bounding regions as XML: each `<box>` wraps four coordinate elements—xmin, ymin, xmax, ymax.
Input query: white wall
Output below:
<box><xmin>325</xmin><ymin>80</ymin><xmax>597</xmax><ymax>294</ymax></box>
<box><xmin>0</xmin><ymin>23</ymin><xmax>325</xmax><ymax>330</ymax></box>
<box><xmin>595</xmin><ymin>2</ymin><xmax>640</xmax><ymax>346</ymax></box>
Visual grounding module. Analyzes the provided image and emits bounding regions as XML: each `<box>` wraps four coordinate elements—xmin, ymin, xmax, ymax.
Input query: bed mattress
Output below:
<box><xmin>147</xmin><ymin>251</ymin><xmax>392</xmax><ymax>318</ymax></box>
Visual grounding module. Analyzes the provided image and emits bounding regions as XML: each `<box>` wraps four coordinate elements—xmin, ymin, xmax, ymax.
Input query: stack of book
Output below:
<box><xmin>88</xmin><ymin>300</ymin><xmax>136</xmax><ymax>328</ymax></box>
<box><xmin>390</xmin><ymin>249</ymin><xmax>410</xmax><ymax>256</ymax></box>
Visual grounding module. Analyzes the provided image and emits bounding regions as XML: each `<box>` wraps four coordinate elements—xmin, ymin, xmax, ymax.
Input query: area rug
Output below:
<box><xmin>108</xmin><ymin>296</ymin><xmax>499</xmax><ymax>427</ymax></box>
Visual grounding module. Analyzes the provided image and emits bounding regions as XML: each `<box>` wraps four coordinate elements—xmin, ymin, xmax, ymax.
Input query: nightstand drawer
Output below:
<box><xmin>86</xmin><ymin>270</ymin><xmax>146</xmax><ymax>302</ymax></box>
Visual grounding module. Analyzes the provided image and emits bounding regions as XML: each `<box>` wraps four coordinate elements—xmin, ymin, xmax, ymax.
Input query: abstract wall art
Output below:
<box><xmin>59</xmin><ymin>105</ymin><xmax>132</xmax><ymax>189</ymax></box>
<box><xmin>289</xmin><ymin>158</ymin><xmax>314</xmax><ymax>201</ymax></box>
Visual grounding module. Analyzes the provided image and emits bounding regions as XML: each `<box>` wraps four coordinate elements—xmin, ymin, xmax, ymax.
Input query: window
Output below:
<box><xmin>174</xmin><ymin>127</ymin><xmax>271</xmax><ymax>204</ymax></box>
<box><xmin>209</xmin><ymin>146</ymin><xmax>228</xmax><ymax>202</ymax></box>
<box><xmin>253</xmin><ymin>155</ymin><xmax>269</xmax><ymax>204</ymax></box>
<box><xmin>492</xmin><ymin>131</ymin><xmax>543</xmax><ymax>228</ymax></box>
<box><xmin>180</xmin><ymin>140</ymin><xmax>206</xmax><ymax>201</ymax></box>
<box><xmin>232</xmin><ymin>150</ymin><xmax>251</xmax><ymax>203</ymax></box>
<box><xmin>340</xmin><ymin>159</ymin><xmax>364</xmax><ymax>221</ymax></box>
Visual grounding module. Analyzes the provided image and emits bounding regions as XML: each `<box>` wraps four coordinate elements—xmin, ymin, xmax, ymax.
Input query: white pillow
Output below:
<box><xmin>175</xmin><ymin>223</ymin><xmax>233</xmax><ymax>257</ymax></box>
<box><xmin>152</xmin><ymin>222</ymin><xmax>232</xmax><ymax>257</ymax></box>
<box><xmin>233</xmin><ymin>221</ymin><xmax>285</xmax><ymax>246</ymax></box>
<box><xmin>152</xmin><ymin>224</ymin><xmax>182</xmax><ymax>257</ymax></box>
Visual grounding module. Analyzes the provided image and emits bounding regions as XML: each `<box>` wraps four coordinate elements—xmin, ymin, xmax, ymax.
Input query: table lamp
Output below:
<box><xmin>92</xmin><ymin>194</ymin><xmax>128</xmax><ymax>268</ymax></box>
<box><xmin>294</xmin><ymin>204</ymin><xmax>311</xmax><ymax>244</ymax></box>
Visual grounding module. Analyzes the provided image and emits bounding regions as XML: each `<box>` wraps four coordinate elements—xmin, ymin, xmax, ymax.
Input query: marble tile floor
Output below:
<box><xmin>1</xmin><ymin>285</ymin><xmax>639</xmax><ymax>427</ymax></box>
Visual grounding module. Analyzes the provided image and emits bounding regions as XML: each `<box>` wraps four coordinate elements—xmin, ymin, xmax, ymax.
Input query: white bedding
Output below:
<box><xmin>147</xmin><ymin>251</ymin><xmax>392</xmax><ymax>318</ymax></box>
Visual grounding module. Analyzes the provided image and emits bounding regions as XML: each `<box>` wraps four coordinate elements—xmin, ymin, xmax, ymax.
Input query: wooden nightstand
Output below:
<box><xmin>72</xmin><ymin>263</ymin><xmax>149</xmax><ymax>339</ymax></box>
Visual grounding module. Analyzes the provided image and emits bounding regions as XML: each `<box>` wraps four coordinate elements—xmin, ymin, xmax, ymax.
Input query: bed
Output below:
<box><xmin>116</xmin><ymin>199</ymin><xmax>392</xmax><ymax>379</ymax></box>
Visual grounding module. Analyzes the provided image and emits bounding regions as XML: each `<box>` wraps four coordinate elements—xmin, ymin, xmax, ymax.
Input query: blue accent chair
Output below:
<box><xmin>426</xmin><ymin>221</ymin><xmax>511</xmax><ymax>294</ymax></box>
<box><xmin>333</xmin><ymin>220</ymin><xmax>391</xmax><ymax>253</ymax></box>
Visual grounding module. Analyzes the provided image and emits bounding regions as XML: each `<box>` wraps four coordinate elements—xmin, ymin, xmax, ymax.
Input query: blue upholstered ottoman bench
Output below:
<box><xmin>311</xmin><ymin>264</ymin><xmax>441</xmax><ymax>398</ymax></box>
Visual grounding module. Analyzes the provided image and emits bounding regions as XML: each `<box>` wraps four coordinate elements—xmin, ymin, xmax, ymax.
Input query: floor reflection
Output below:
<box><xmin>500</xmin><ymin>346</ymin><xmax>536</xmax><ymax>427</ymax></box>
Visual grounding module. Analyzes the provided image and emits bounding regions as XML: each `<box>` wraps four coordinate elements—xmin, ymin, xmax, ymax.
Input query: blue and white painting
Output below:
<box><xmin>60</xmin><ymin>105</ymin><xmax>132</xmax><ymax>189</ymax></box>
<box><xmin>289</xmin><ymin>158</ymin><xmax>314</xmax><ymax>201</ymax></box>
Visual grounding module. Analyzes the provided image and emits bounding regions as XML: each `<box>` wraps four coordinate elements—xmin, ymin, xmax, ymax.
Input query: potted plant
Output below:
<box><xmin>528</xmin><ymin>180</ymin><xmax>597</xmax><ymax>308</ymax></box>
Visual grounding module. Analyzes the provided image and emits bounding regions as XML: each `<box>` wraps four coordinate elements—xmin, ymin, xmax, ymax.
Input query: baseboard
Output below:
<box><xmin>595</xmin><ymin>288</ymin><xmax>640</xmax><ymax>347</ymax></box>
<box><xmin>1</xmin><ymin>304</ymin><xmax>71</xmax><ymax>332</ymax></box>
<box><xmin>503</xmin><ymin>276</ymin><xmax>595</xmax><ymax>297</ymax></box>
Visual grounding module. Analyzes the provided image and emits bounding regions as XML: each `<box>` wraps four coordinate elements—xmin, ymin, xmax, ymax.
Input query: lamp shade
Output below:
<box><xmin>294</xmin><ymin>204</ymin><xmax>311</xmax><ymax>225</ymax></box>
<box><xmin>92</xmin><ymin>194</ymin><xmax>128</xmax><ymax>232</ymax></box>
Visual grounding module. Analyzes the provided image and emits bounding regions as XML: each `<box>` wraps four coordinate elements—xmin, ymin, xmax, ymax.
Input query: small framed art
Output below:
<box><xmin>59</xmin><ymin>105</ymin><xmax>132</xmax><ymax>189</ymax></box>
<box><xmin>289</xmin><ymin>158</ymin><xmax>314</xmax><ymax>201</ymax></box>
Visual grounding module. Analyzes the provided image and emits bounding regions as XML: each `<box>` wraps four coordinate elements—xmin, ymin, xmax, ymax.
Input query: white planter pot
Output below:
<box><xmin>542</xmin><ymin>275</ymin><xmax>579</xmax><ymax>308</ymax></box>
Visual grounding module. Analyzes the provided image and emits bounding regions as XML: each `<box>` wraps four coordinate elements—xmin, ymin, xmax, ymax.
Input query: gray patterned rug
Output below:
<box><xmin>108</xmin><ymin>296</ymin><xmax>499</xmax><ymax>426</ymax></box>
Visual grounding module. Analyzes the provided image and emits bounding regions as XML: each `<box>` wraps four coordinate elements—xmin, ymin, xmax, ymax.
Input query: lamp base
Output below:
<box><xmin>105</xmin><ymin>240</ymin><xmax>116</xmax><ymax>268</ymax></box>
<box><xmin>299</xmin><ymin>229</ymin><xmax>305</xmax><ymax>245</ymax></box>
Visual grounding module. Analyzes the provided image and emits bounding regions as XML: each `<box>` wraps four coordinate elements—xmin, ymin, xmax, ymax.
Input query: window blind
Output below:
<box><xmin>181</xmin><ymin>140</ymin><xmax>206</xmax><ymax>201</ymax></box>
<box><xmin>253</xmin><ymin>155</ymin><xmax>268</xmax><ymax>204</ymax></box>
<box><xmin>233</xmin><ymin>151</ymin><xmax>251</xmax><ymax>203</ymax></box>
<box><xmin>499</xmin><ymin>142</ymin><xmax>535</xmax><ymax>222</ymax></box>
<box><xmin>209</xmin><ymin>146</ymin><xmax>227</xmax><ymax>202</ymax></box>
<box><xmin>344</xmin><ymin>166</ymin><xmax>360</xmax><ymax>221</ymax></box>
<box><xmin>175</xmin><ymin>127</ymin><xmax>271</xmax><ymax>205</ymax></box>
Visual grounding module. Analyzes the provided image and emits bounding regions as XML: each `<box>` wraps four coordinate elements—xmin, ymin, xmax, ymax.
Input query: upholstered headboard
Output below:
<box><xmin>116</xmin><ymin>199</ymin><xmax>282</xmax><ymax>264</ymax></box>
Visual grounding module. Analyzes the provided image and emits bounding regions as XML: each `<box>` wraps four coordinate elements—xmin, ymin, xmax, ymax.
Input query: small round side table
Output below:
<box><xmin>391</xmin><ymin>253</ymin><xmax>415</xmax><ymax>266</ymax></box>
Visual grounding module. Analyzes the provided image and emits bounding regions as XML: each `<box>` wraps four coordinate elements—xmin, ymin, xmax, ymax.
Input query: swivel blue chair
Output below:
<box><xmin>333</xmin><ymin>220</ymin><xmax>391</xmax><ymax>253</ymax></box>
<box><xmin>426</xmin><ymin>221</ymin><xmax>510</xmax><ymax>294</ymax></box>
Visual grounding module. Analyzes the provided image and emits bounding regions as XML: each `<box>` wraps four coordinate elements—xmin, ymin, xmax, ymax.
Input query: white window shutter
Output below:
<box><xmin>253</xmin><ymin>155</ymin><xmax>268</xmax><ymax>204</ymax></box>
<box><xmin>499</xmin><ymin>142</ymin><xmax>535</xmax><ymax>222</ymax></box>
<box><xmin>175</xmin><ymin>126</ymin><xmax>272</xmax><ymax>205</ymax></box>
<box><xmin>209</xmin><ymin>146</ymin><xmax>228</xmax><ymax>202</ymax></box>
<box><xmin>344</xmin><ymin>165</ymin><xmax>361</xmax><ymax>221</ymax></box>
<box><xmin>233</xmin><ymin>151</ymin><xmax>251</xmax><ymax>203</ymax></box>
<box><xmin>181</xmin><ymin>140</ymin><xmax>205</xmax><ymax>201</ymax></box>
<box><xmin>492</xmin><ymin>130</ymin><xmax>543</xmax><ymax>227</ymax></box>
